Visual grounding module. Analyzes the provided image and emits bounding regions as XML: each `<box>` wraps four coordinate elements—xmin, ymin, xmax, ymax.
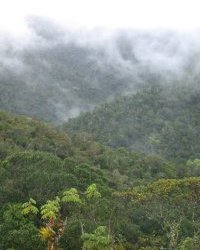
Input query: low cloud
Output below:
<box><xmin>0</xmin><ymin>16</ymin><xmax>200</xmax><ymax>123</ymax></box>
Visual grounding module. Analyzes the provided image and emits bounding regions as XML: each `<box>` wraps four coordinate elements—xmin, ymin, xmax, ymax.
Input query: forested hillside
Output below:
<box><xmin>0</xmin><ymin>17</ymin><xmax>200</xmax><ymax>250</ymax></box>
<box><xmin>66</xmin><ymin>83</ymin><xmax>200</xmax><ymax>161</ymax></box>
<box><xmin>0</xmin><ymin>111</ymin><xmax>200</xmax><ymax>249</ymax></box>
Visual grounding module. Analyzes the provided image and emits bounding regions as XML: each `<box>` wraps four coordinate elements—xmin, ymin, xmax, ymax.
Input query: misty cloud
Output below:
<box><xmin>0</xmin><ymin>16</ymin><xmax>200</xmax><ymax>123</ymax></box>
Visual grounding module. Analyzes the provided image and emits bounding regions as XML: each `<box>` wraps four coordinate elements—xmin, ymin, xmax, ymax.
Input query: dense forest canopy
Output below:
<box><xmin>0</xmin><ymin>111</ymin><xmax>200</xmax><ymax>249</ymax></box>
<box><xmin>0</xmin><ymin>17</ymin><xmax>200</xmax><ymax>250</ymax></box>
<box><xmin>66</xmin><ymin>83</ymin><xmax>200</xmax><ymax>161</ymax></box>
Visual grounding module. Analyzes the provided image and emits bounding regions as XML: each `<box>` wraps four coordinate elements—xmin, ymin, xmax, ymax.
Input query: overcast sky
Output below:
<box><xmin>0</xmin><ymin>0</ymin><xmax>200</xmax><ymax>34</ymax></box>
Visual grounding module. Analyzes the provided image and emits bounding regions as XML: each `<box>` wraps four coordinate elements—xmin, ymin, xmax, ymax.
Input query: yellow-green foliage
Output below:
<box><xmin>41</xmin><ymin>197</ymin><xmax>60</xmax><ymax>220</ymax></box>
<box><xmin>61</xmin><ymin>188</ymin><xmax>81</xmax><ymax>203</ymax></box>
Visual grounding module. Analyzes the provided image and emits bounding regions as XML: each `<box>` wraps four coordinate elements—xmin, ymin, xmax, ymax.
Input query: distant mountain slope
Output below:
<box><xmin>65</xmin><ymin>84</ymin><xmax>200</xmax><ymax>161</ymax></box>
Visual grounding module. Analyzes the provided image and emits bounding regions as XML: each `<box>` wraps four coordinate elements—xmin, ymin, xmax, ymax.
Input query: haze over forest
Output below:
<box><xmin>1</xmin><ymin>16</ymin><xmax>200</xmax><ymax>123</ymax></box>
<box><xmin>0</xmin><ymin>1</ymin><xmax>200</xmax><ymax>249</ymax></box>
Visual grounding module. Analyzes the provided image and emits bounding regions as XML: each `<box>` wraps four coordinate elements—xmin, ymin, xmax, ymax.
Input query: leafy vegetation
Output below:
<box><xmin>22</xmin><ymin>184</ymin><xmax>101</xmax><ymax>250</ymax></box>
<box><xmin>115</xmin><ymin>177</ymin><xmax>200</xmax><ymax>249</ymax></box>
<box><xmin>0</xmin><ymin>110</ymin><xmax>199</xmax><ymax>249</ymax></box>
